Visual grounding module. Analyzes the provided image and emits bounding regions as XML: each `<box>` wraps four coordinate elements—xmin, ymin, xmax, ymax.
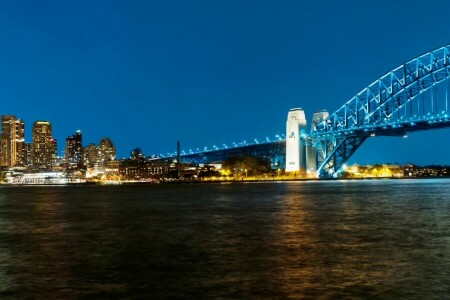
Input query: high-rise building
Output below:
<box><xmin>98</xmin><ymin>137</ymin><xmax>116</xmax><ymax>162</ymax></box>
<box><xmin>0</xmin><ymin>115</ymin><xmax>25</xmax><ymax>167</ymax></box>
<box><xmin>83</xmin><ymin>143</ymin><xmax>98</xmax><ymax>167</ymax></box>
<box><xmin>285</xmin><ymin>108</ymin><xmax>307</xmax><ymax>174</ymax></box>
<box><xmin>23</xmin><ymin>142</ymin><xmax>33</xmax><ymax>167</ymax></box>
<box><xmin>64</xmin><ymin>130</ymin><xmax>83</xmax><ymax>169</ymax></box>
<box><xmin>130</xmin><ymin>147</ymin><xmax>144</xmax><ymax>162</ymax></box>
<box><xmin>32</xmin><ymin>121</ymin><xmax>54</xmax><ymax>170</ymax></box>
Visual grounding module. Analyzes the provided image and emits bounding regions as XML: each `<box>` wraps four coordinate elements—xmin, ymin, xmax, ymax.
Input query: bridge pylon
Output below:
<box><xmin>285</xmin><ymin>108</ymin><xmax>307</xmax><ymax>175</ymax></box>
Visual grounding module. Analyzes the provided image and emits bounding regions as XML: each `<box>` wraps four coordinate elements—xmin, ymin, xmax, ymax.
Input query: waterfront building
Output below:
<box><xmin>51</xmin><ymin>138</ymin><xmax>59</xmax><ymax>170</ymax></box>
<box><xmin>119</xmin><ymin>161</ymin><xmax>170</xmax><ymax>180</ymax></box>
<box><xmin>64</xmin><ymin>130</ymin><xmax>83</xmax><ymax>169</ymax></box>
<box><xmin>93</xmin><ymin>161</ymin><xmax>105</xmax><ymax>176</ymax></box>
<box><xmin>98</xmin><ymin>137</ymin><xmax>115</xmax><ymax>162</ymax></box>
<box><xmin>105</xmin><ymin>160</ymin><xmax>120</xmax><ymax>178</ymax></box>
<box><xmin>130</xmin><ymin>147</ymin><xmax>144</xmax><ymax>162</ymax></box>
<box><xmin>285</xmin><ymin>108</ymin><xmax>307</xmax><ymax>174</ymax></box>
<box><xmin>83</xmin><ymin>143</ymin><xmax>98</xmax><ymax>167</ymax></box>
<box><xmin>22</xmin><ymin>142</ymin><xmax>33</xmax><ymax>168</ymax></box>
<box><xmin>32</xmin><ymin>121</ymin><xmax>54</xmax><ymax>170</ymax></box>
<box><xmin>0</xmin><ymin>115</ymin><xmax>25</xmax><ymax>167</ymax></box>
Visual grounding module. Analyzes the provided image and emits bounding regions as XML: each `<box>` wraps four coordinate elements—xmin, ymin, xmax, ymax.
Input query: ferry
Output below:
<box><xmin>9</xmin><ymin>172</ymin><xmax>84</xmax><ymax>185</ymax></box>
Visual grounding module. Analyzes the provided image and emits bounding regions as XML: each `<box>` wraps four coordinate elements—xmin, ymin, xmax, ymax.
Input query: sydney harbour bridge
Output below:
<box><xmin>157</xmin><ymin>45</ymin><xmax>450</xmax><ymax>178</ymax></box>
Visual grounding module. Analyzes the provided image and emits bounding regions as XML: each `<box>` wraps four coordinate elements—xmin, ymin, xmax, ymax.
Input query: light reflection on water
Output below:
<box><xmin>0</xmin><ymin>180</ymin><xmax>450</xmax><ymax>298</ymax></box>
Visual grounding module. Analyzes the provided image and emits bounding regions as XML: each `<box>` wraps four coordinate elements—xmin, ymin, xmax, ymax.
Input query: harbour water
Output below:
<box><xmin>1</xmin><ymin>179</ymin><xmax>450</xmax><ymax>298</ymax></box>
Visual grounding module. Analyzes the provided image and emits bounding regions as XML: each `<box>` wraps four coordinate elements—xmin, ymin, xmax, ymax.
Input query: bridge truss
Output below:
<box><xmin>310</xmin><ymin>44</ymin><xmax>450</xmax><ymax>177</ymax></box>
<box><xmin>153</xmin><ymin>140</ymin><xmax>286</xmax><ymax>169</ymax></box>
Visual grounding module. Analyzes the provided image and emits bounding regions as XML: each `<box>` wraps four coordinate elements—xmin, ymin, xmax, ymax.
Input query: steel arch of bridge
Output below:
<box><xmin>310</xmin><ymin>44</ymin><xmax>450</xmax><ymax>177</ymax></box>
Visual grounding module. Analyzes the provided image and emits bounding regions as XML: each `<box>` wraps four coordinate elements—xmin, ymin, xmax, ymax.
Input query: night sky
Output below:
<box><xmin>1</xmin><ymin>0</ymin><xmax>450</xmax><ymax>164</ymax></box>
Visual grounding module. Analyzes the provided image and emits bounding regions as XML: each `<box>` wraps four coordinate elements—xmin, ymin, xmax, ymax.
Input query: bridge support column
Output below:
<box><xmin>316</xmin><ymin>134</ymin><xmax>368</xmax><ymax>178</ymax></box>
<box><xmin>306</xmin><ymin>110</ymin><xmax>329</xmax><ymax>177</ymax></box>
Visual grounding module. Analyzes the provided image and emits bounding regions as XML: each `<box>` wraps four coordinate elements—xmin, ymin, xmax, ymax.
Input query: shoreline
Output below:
<box><xmin>159</xmin><ymin>176</ymin><xmax>450</xmax><ymax>184</ymax></box>
<box><xmin>2</xmin><ymin>176</ymin><xmax>450</xmax><ymax>186</ymax></box>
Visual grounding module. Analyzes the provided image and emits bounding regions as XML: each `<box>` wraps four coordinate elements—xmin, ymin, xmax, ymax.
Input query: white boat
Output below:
<box><xmin>11</xmin><ymin>172</ymin><xmax>69</xmax><ymax>185</ymax></box>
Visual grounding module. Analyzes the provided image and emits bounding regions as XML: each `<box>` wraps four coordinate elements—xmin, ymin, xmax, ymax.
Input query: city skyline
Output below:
<box><xmin>1</xmin><ymin>1</ymin><xmax>450</xmax><ymax>164</ymax></box>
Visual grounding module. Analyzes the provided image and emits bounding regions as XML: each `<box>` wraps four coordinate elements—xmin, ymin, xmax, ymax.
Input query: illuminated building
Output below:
<box><xmin>285</xmin><ymin>108</ymin><xmax>307</xmax><ymax>173</ymax></box>
<box><xmin>0</xmin><ymin>115</ymin><xmax>25</xmax><ymax>167</ymax></box>
<box><xmin>130</xmin><ymin>147</ymin><xmax>144</xmax><ymax>161</ymax></box>
<box><xmin>23</xmin><ymin>142</ymin><xmax>33</xmax><ymax>167</ymax></box>
<box><xmin>64</xmin><ymin>130</ymin><xmax>83</xmax><ymax>169</ymax></box>
<box><xmin>105</xmin><ymin>160</ymin><xmax>120</xmax><ymax>178</ymax></box>
<box><xmin>119</xmin><ymin>161</ymin><xmax>170</xmax><ymax>180</ymax></box>
<box><xmin>83</xmin><ymin>143</ymin><xmax>98</xmax><ymax>167</ymax></box>
<box><xmin>98</xmin><ymin>137</ymin><xmax>115</xmax><ymax>162</ymax></box>
<box><xmin>306</xmin><ymin>110</ymin><xmax>329</xmax><ymax>174</ymax></box>
<box><xmin>32</xmin><ymin>121</ymin><xmax>54</xmax><ymax>170</ymax></box>
<box><xmin>93</xmin><ymin>161</ymin><xmax>105</xmax><ymax>175</ymax></box>
<box><xmin>51</xmin><ymin>138</ymin><xmax>59</xmax><ymax>168</ymax></box>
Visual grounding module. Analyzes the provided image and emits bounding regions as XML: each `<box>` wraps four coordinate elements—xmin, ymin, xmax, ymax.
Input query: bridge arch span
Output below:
<box><xmin>311</xmin><ymin>44</ymin><xmax>450</xmax><ymax>177</ymax></box>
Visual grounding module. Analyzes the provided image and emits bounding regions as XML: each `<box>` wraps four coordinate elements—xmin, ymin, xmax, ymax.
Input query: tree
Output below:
<box><xmin>222</xmin><ymin>155</ymin><xmax>271</xmax><ymax>176</ymax></box>
<box><xmin>198</xmin><ymin>170</ymin><xmax>221</xmax><ymax>178</ymax></box>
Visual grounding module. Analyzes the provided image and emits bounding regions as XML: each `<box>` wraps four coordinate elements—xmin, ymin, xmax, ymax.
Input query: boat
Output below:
<box><xmin>10</xmin><ymin>172</ymin><xmax>71</xmax><ymax>185</ymax></box>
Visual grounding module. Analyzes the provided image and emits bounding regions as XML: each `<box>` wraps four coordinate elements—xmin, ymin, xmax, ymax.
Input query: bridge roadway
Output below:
<box><xmin>151</xmin><ymin>140</ymin><xmax>286</xmax><ymax>168</ymax></box>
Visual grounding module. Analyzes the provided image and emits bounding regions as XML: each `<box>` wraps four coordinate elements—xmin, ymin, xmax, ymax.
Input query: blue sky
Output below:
<box><xmin>1</xmin><ymin>0</ymin><xmax>449</xmax><ymax>164</ymax></box>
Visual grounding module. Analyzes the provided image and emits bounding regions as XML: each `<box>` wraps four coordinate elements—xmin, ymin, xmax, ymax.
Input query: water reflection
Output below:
<box><xmin>0</xmin><ymin>192</ymin><xmax>14</xmax><ymax>294</ymax></box>
<box><xmin>273</xmin><ymin>181</ymin><xmax>450</xmax><ymax>298</ymax></box>
<box><xmin>274</xmin><ymin>185</ymin><xmax>320</xmax><ymax>297</ymax></box>
<box><xmin>0</xmin><ymin>181</ymin><xmax>450</xmax><ymax>298</ymax></box>
<box><xmin>1</xmin><ymin>189</ymin><xmax>77</xmax><ymax>297</ymax></box>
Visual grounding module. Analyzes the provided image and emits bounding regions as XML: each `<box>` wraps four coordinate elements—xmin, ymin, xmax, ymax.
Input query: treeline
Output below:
<box><xmin>222</xmin><ymin>155</ymin><xmax>271</xmax><ymax>177</ymax></box>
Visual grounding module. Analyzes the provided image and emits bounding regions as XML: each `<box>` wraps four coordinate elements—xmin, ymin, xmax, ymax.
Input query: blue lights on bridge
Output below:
<box><xmin>156</xmin><ymin>134</ymin><xmax>286</xmax><ymax>159</ymax></box>
<box><xmin>311</xmin><ymin>44</ymin><xmax>450</xmax><ymax>177</ymax></box>
<box><xmin>156</xmin><ymin>44</ymin><xmax>450</xmax><ymax>179</ymax></box>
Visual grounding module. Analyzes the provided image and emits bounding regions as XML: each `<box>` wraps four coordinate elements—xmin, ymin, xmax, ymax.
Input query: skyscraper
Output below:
<box><xmin>0</xmin><ymin>115</ymin><xmax>25</xmax><ymax>167</ymax></box>
<box><xmin>64</xmin><ymin>130</ymin><xmax>83</xmax><ymax>169</ymax></box>
<box><xmin>98</xmin><ymin>137</ymin><xmax>116</xmax><ymax>162</ymax></box>
<box><xmin>32</xmin><ymin>121</ymin><xmax>54</xmax><ymax>170</ymax></box>
<box><xmin>23</xmin><ymin>142</ymin><xmax>33</xmax><ymax>168</ymax></box>
<box><xmin>83</xmin><ymin>143</ymin><xmax>98</xmax><ymax>167</ymax></box>
<box><xmin>50</xmin><ymin>138</ymin><xmax>58</xmax><ymax>166</ymax></box>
